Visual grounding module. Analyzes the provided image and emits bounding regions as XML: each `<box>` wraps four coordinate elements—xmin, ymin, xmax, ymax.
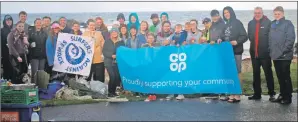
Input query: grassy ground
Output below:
<box><xmin>41</xmin><ymin>62</ymin><xmax>297</xmax><ymax>107</ymax></box>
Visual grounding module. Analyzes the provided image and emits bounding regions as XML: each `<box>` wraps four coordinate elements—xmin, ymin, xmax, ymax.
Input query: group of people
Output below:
<box><xmin>1</xmin><ymin>6</ymin><xmax>295</xmax><ymax>104</ymax></box>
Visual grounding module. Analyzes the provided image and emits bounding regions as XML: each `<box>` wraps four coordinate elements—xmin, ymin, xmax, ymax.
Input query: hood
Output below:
<box><xmin>160</xmin><ymin>12</ymin><xmax>169</xmax><ymax>20</ymax></box>
<box><xmin>129</xmin><ymin>13</ymin><xmax>140</xmax><ymax>24</ymax></box>
<box><xmin>223</xmin><ymin>6</ymin><xmax>236</xmax><ymax>22</ymax></box>
<box><xmin>3</xmin><ymin>15</ymin><xmax>13</xmax><ymax>29</ymax></box>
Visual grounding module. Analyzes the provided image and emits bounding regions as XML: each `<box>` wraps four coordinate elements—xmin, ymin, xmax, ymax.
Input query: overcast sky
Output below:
<box><xmin>1</xmin><ymin>2</ymin><xmax>297</xmax><ymax>13</ymax></box>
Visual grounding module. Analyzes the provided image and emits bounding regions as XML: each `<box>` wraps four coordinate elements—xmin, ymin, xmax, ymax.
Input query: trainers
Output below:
<box><xmin>166</xmin><ymin>94</ymin><xmax>174</xmax><ymax>100</ymax></box>
<box><xmin>176</xmin><ymin>95</ymin><xmax>185</xmax><ymax>100</ymax></box>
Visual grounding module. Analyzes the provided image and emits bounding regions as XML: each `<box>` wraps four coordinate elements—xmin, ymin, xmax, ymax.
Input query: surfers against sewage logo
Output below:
<box><xmin>53</xmin><ymin>33</ymin><xmax>95</xmax><ymax>76</ymax></box>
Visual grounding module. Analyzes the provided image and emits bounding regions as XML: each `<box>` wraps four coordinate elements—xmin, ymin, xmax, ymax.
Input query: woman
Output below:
<box><xmin>70</xmin><ymin>21</ymin><xmax>82</xmax><ymax>35</ymax></box>
<box><xmin>1</xmin><ymin>15</ymin><xmax>14</xmax><ymax>80</ymax></box>
<box><xmin>218</xmin><ymin>6</ymin><xmax>248</xmax><ymax>103</ymax></box>
<box><xmin>95</xmin><ymin>17</ymin><xmax>109</xmax><ymax>40</ymax></box>
<box><xmin>46</xmin><ymin>23</ymin><xmax>61</xmax><ymax>76</ymax></box>
<box><xmin>7</xmin><ymin>21</ymin><xmax>29</xmax><ymax>84</ymax></box>
<box><xmin>119</xmin><ymin>24</ymin><xmax>129</xmax><ymax>45</ymax></box>
<box><xmin>103</xmin><ymin>27</ymin><xmax>125</xmax><ymax>97</ymax></box>
<box><xmin>28</xmin><ymin>18</ymin><xmax>48</xmax><ymax>83</ymax></box>
<box><xmin>186</xmin><ymin>19</ymin><xmax>202</xmax><ymax>44</ymax></box>
<box><xmin>156</xmin><ymin>21</ymin><xmax>173</xmax><ymax>46</ymax></box>
<box><xmin>126</xmin><ymin>24</ymin><xmax>141</xmax><ymax>48</ymax></box>
<box><xmin>127</xmin><ymin>13</ymin><xmax>140</xmax><ymax>31</ymax></box>
<box><xmin>269</xmin><ymin>6</ymin><xmax>295</xmax><ymax>104</ymax></box>
<box><xmin>83</xmin><ymin>19</ymin><xmax>105</xmax><ymax>82</ymax></box>
<box><xmin>135</xmin><ymin>21</ymin><xmax>149</xmax><ymax>46</ymax></box>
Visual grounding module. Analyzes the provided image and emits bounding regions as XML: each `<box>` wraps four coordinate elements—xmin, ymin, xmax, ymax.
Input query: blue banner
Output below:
<box><xmin>116</xmin><ymin>42</ymin><xmax>242</xmax><ymax>94</ymax></box>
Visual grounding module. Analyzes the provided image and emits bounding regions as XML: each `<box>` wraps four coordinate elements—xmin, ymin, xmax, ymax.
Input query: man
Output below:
<box><xmin>14</xmin><ymin>11</ymin><xmax>30</xmax><ymax>34</ymax></box>
<box><xmin>209</xmin><ymin>10</ymin><xmax>226</xmax><ymax>43</ymax></box>
<box><xmin>247</xmin><ymin>7</ymin><xmax>275</xmax><ymax>101</ymax></box>
<box><xmin>149</xmin><ymin>13</ymin><xmax>160</xmax><ymax>36</ymax></box>
<box><xmin>59</xmin><ymin>17</ymin><xmax>71</xmax><ymax>33</ymax></box>
<box><xmin>42</xmin><ymin>16</ymin><xmax>51</xmax><ymax>34</ymax></box>
<box><xmin>269</xmin><ymin>6</ymin><xmax>295</xmax><ymax>104</ymax></box>
<box><xmin>117</xmin><ymin>13</ymin><xmax>126</xmax><ymax>25</ymax></box>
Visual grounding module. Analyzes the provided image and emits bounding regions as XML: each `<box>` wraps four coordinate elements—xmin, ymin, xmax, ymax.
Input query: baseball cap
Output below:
<box><xmin>51</xmin><ymin>23</ymin><xmax>60</xmax><ymax>29</ymax></box>
<box><xmin>202</xmin><ymin>18</ymin><xmax>211</xmax><ymax>24</ymax></box>
<box><xmin>211</xmin><ymin>10</ymin><xmax>220</xmax><ymax>17</ymax></box>
<box><xmin>150</xmin><ymin>13</ymin><xmax>159</xmax><ymax>19</ymax></box>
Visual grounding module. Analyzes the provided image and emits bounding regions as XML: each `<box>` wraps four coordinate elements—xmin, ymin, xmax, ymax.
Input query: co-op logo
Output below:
<box><xmin>169</xmin><ymin>53</ymin><xmax>187</xmax><ymax>72</ymax></box>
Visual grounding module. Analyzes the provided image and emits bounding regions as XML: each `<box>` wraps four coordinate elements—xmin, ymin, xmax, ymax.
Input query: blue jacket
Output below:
<box><xmin>136</xmin><ymin>33</ymin><xmax>147</xmax><ymax>47</ymax></box>
<box><xmin>127</xmin><ymin>13</ymin><xmax>140</xmax><ymax>31</ymax></box>
<box><xmin>46</xmin><ymin>35</ymin><xmax>58</xmax><ymax>66</ymax></box>
<box><xmin>126</xmin><ymin>36</ymin><xmax>142</xmax><ymax>48</ymax></box>
<box><xmin>171</xmin><ymin>30</ymin><xmax>187</xmax><ymax>45</ymax></box>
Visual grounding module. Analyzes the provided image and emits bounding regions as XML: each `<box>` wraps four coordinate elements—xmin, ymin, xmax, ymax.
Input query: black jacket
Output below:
<box><xmin>221</xmin><ymin>6</ymin><xmax>248</xmax><ymax>55</ymax></box>
<box><xmin>1</xmin><ymin>15</ymin><xmax>13</xmax><ymax>59</ymax></box>
<box><xmin>248</xmin><ymin>16</ymin><xmax>271</xmax><ymax>59</ymax></box>
<box><xmin>103</xmin><ymin>39</ymin><xmax>125</xmax><ymax>67</ymax></box>
<box><xmin>210</xmin><ymin>18</ymin><xmax>225</xmax><ymax>42</ymax></box>
<box><xmin>28</xmin><ymin>27</ymin><xmax>48</xmax><ymax>59</ymax></box>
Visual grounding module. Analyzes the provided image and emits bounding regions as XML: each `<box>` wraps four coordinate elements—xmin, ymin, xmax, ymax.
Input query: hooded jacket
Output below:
<box><xmin>127</xmin><ymin>13</ymin><xmax>140</xmax><ymax>31</ymax></box>
<box><xmin>46</xmin><ymin>34</ymin><xmax>58</xmax><ymax>66</ymax></box>
<box><xmin>28</xmin><ymin>27</ymin><xmax>48</xmax><ymax>59</ymax></box>
<box><xmin>7</xmin><ymin>29</ymin><xmax>29</xmax><ymax>58</ymax></box>
<box><xmin>248</xmin><ymin>15</ymin><xmax>271</xmax><ymax>59</ymax></box>
<box><xmin>209</xmin><ymin>17</ymin><xmax>225</xmax><ymax>42</ymax></box>
<box><xmin>221</xmin><ymin>6</ymin><xmax>248</xmax><ymax>55</ymax></box>
<box><xmin>269</xmin><ymin>17</ymin><xmax>296</xmax><ymax>60</ymax></box>
<box><xmin>1</xmin><ymin>15</ymin><xmax>13</xmax><ymax>59</ymax></box>
<box><xmin>103</xmin><ymin>38</ymin><xmax>125</xmax><ymax>67</ymax></box>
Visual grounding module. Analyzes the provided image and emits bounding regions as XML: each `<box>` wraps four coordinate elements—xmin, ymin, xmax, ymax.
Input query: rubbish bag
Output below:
<box><xmin>55</xmin><ymin>86</ymin><xmax>79</xmax><ymax>100</ymax></box>
<box><xmin>90</xmin><ymin>74</ymin><xmax>108</xmax><ymax>95</ymax></box>
<box><xmin>35</xmin><ymin>70</ymin><xmax>50</xmax><ymax>89</ymax></box>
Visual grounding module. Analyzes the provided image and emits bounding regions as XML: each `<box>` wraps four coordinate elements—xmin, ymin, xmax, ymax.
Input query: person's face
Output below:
<box><xmin>184</xmin><ymin>24</ymin><xmax>190</xmax><ymax>32</ymax></box>
<box><xmin>53</xmin><ymin>27</ymin><xmax>60</xmax><ymax>34</ymax></box>
<box><xmin>190</xmin><ymin>21</ymin><xmax>197</xmax><ymax>30</ymax></box>
<box><xmin>35</xmin><ymin>20</ymin><xmax>42</xmax><ymax>30</ymax></box>
<box><xmin>163</xmin><ymin>23</ymin><xmax>171</xmax><ymax>32</ymax></box>
<box><xmin>175</xmin><ymin>26</ymin><xmax>182</xmax><ymax>33</ymax></box>
<box><xmin>274</xmin><ymin>11</ymin><xmax>284</xmax><ymax>20</ymax></box>
<box><xmin>16</xmin><ymin>23</ymin><xmax>24</xmax><ymax>32</ymax></box>
<box><xmin>19</xmin><ymin>14</ymin><xmax>27</xmax><ymax>23</ymax></box>
<box><xmin>88</xmin><ymin>22</ymin><xmax>96</xmax><ymax>31</ymax></box>
<box><xmin>141</xmin><ymin>22</ymin><xmax>147</xmax><ymax>31</ymax></box>
<box><xmin>130</xmin><ymin>28</ymin><xmax>137</xmax><ymax>36</ymax></box>
<box><xmin>204</xmin><ymin>22</ymin><xmax>211</xmax><ymax>29</ymax></box>
<box><xmin>120</xmin><ymin>27</ymin><xmax>127</xmax><ymax>35</ymax></box>
<box><xmin>72</xmin><ymin>24</ymin><xmax>80</xmax><ymax>32</ymax></box>
<box><xmin>254</xmin><ymin>9</ymin><xmax>263</xmax><ymax>20</ymax></box>
<box><xmin>152</xmin><ymin>18</ymin><xmax>159</xmax><ymax>24</ymax></box>
<box><xmin>131</xmin><ymin>16</ymin><xmax>136</xmax><ymax>23</ymax></box>
<box><xmin>211</xmin><ymin>15</ymin><xmax>220</xmax><ymax>22</ymax></box>
<box><xmin>96</xmin><ymin>19</ymin><xmax>103</xmax><ymax>26</ymax></box>
<box><xmin>5</xmin><ymin>19</ymin><xmax>12</xmax><ymax>26</ymax></box>
<box><xmin>42</xmin><ymin>18</ymin><xmax>51</xmax><ymax>27</ymax></box>
<box><xmin>59</xmin><ymin>18</ymin><xmax>66</xmax><ymax>27</ymax></box>
<box><xmin>118</xmin><ymin>18</ymin><xmax>125</xmax><ymax>24</ymax></box>
<box><xmin>224</xmin><ymin>10</ymin><xmax>231</xmax><ymax>20</ymax></box>
<box><xmin>111</xmin><ymin>31</ymin><xmax>118</xmax><ymax>38</ymax></box>
<box><xmin>147</xmin><ymin>35</ymin><xmax>154</xmax><ymax>44</ymax></box>
<box><xmin>161</xmin><ymin>15</ymin><xmax>167</xmax><ymax>22</ymax></box>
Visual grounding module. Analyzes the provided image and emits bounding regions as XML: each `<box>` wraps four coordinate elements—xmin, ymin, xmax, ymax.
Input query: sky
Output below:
<box><xmin>1</xmin><ymin>1</ymin><xmax>297</xmax><ymax>13</ymax></box>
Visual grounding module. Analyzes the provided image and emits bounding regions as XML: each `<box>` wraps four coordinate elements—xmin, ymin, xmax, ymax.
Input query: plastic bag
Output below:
<box><xmin>76</xmin><ymin>75</ymin><xmax>90</xmax><ymax>89</ymax></box>
<box><xmin>89</xmin><ymin>74</ymin><xmax>108</xmax><ymax>95</ymax></box>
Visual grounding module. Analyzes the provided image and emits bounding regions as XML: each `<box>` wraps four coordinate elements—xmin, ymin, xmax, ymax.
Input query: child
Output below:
<box><xmin>167</xmin><ymin>24</ymin><xmax>187</xmax><ymax>46</ymax></box>
<box><xmin>70</xmin><ymin>21</ymin><xmax>82</xmax><ymax>35</ymax></box>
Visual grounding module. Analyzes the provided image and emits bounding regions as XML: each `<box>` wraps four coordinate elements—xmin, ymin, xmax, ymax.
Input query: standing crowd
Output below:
<box><xmin>1</xmin><ymin>6</ymin><xmax>295</xmax><ymax>104</ymax></box>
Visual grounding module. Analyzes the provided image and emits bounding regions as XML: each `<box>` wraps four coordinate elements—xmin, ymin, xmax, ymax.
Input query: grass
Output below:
<box><xmin>41</xmin><ymin>62</ymin><xmax>297</xmax><ymax>107</ymax></box>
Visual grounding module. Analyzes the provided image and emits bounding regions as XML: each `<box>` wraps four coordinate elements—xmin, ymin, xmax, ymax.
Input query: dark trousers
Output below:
<box><xmin>87</xmin><ymin>63</ymin><xmax>105</xmax><ymax>83</ymax></box>
<box><xmin>106</xmin><ymin>64</ymin><xmax>121</xmax><ymax>94</ymax></box>
<box><xmin>2</xmin><ymin>56</ymin><xmax>13</xmax><ymax>80</ymax></box>
<box><xmin>10</xmin><ymin>55</ymin><xmax>28</xmax><ymax>84</ymax></box>
<box><xmin>251</xmin><ymin>58</ymin><xmax>275</xmax><ymax>96</ymax></box>
<box><xmin>273</xmin><ymin>60</ymin><xmax>293</xmax><ymax>100</ymax></box>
